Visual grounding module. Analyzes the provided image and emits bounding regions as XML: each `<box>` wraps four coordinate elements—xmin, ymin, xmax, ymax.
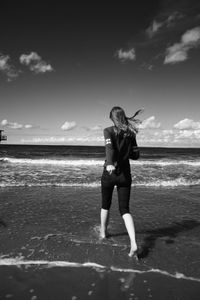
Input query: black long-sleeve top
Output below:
<box><xmin>103</xmin><ymin>126</ymin><xmax>138</xmax><ymax>170</ymax></box>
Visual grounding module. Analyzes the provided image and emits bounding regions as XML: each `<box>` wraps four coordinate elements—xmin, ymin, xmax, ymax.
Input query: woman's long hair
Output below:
<box><xmin>109</xmin><ymin>106</ymin><xmax>143</xmax><ymax>136</ymax></box>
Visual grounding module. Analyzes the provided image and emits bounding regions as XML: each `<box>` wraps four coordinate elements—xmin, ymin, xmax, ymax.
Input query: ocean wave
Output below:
<box><xmin>135</xmin><ymin>160</ymin><xmax>200</xmax><ymax>167</ymax></box>
<box><xmin>0</xmin><ymin>257</ymin><xmax>199</xmax><ymax>282</ymax></box>
<box><xmin>1</xmin><ymin>178</ymin><xmax>200</xmax><ymax>188</ymax></box>
<box><xmin>135</xmin><ymin>178</ymin><xmax>200</xmax><ymax>187</ymax></box>
<box><xmin>1</xmin><ymin>157</ymin><xmax>200</xmax><ymax>167</ymax></box>
<box><xmin>1</xmin><ymin>157</ymin><xmax>104</xmax><ymax>166</ymax></box>
<box><xmin>0</xmin><ymin>182</ymin><xmax>101</xmax><ymax>188</ymax></box>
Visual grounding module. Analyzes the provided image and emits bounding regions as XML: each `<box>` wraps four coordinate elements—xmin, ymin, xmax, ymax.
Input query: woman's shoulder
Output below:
<box><xmin>104</xmin><ymin>126</ymin><xmax>114</xmax><ymax>133</ymax></box>
<box><xmin>103</xmin><ymin>126</ymin><xmax>116</xmax><ymax>138</ymax></box>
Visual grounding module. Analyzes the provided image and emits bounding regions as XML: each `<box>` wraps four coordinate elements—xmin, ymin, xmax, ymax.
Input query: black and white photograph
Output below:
<box><xmin>0</xmin><ymin>1</ymin><xmax>200</xmax><ymax>299</ymax></box>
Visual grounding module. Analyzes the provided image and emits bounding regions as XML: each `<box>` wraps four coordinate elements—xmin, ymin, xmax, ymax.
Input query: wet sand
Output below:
<box><xmin>1</xmin><ymin>264</ymin><xmax>200</xmax><ymax>300</ymax></box>
<box><xmin>0</xmin><ymin>186</ymin><xmax>200</xmax><ymax>299</ymax></box>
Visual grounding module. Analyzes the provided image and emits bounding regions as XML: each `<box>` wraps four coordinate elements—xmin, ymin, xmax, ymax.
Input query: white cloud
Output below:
<box><xmin>164</xmin><ymin>43</ymin><xmax>188</xmax><ymax>64</ymax></box>
<box><xmin>20</xmin><ymin>52</ymin><xmax>41</xmax><ymax>65</ymax></box>
<box><xmin>137</xmin><ymin>129</ymin><xmax>173</xmax><ymax>145</ymax></box>
<box><xmin>166</xmin><ymin>12</ymin><xmax>184</xmax><ymax>25</ymax></box>
<box><xmin>61</xmin><ymin>121</ymin><xmax>77</xmax><ymax>131</ymax></box>
<box><xmin>0</xmin><ymin>55</ymin><xmax>9</xmax><ymax>69</ymax></box>
<box><xmin>19</xmin><ymin>52</ymin><xmax>53</xmax><ymax>74</ymax></box>
<box><xmin>137</xmin><ymin>126</ymin><xmax>200</xmax><ymax>146</ymax></box>
<box><xmin>140</xmin><ymin>62</ymin><xmax>154</xmax><ymax>71</ymax></box>
<box><xmin>175</xmin><ymin>130</ymin><xmax>193</xmax><ymax>139</ymax></box>
<box><xmin>164</xmin><ymin>27</ymin><xmax>200</xmax><ymax>64</ymax></box>
<box><xmin>21</xmin><ymin>135</ymin><xmax>104</xmax><ymax>144</ymax></box>
<box><xmin>174</xmin><ymin>118</ymin><xmax>200</xmax><ymax>130</ymax></box>
<box><xmin>194</xmin><ymin>130</ymin><xmax>200</xmax><ymax>139</ymax></box>
<box><xmin>146</xmin><ymin>20</ymin><xmax>163</xmax><ymax>38</ymax></box>
<box><xmin>1</xmin><ymin>119</ymin><xmax>35</xmax><ymax>130</ymax></box>
<box><xmin>30</xmin><ymin>62</ymin><xmax>53</xmax><ymax>73</ymax></box>
<box><xmin>146</xmin><ymin>12</ymin><xmax>184</xmax><ymax>38</ymax></box>
<box><xmin>1</xmin><ymin>119</ymin><xmax>23</xmax><ymax>129</ymax></box>
<box><xmin>90</xmin><ymin>125</ymin><xmax>102</xmax><ymax>131</ymax></box>
<box><xmin>83</xmin><ymin>125</ymin><xmax>102</xmax><ymax>131</ymax></box>
<box><xmin>67</xmin><ymin>136</ymin><xmax>104</xmax><ymax>143</ymax></box>
<box><xmin>182</xmin><ymin>27</ymin><xmax>200</xmax><ymax>44</ymax></box>
<box><xmin>140</xmin><ymin>116</ymin><xmax>161</xmax><ymax>129</ymax></box>
<box><xmin>21</xmin><ymin>137</ymin><xmax>66</xmax><ymax>144</ymax></box>
<box><xmin>24</xmin><ymin>124</ymin><xmax>34</xmax><ymax>129</ymax></box>
<box><xmin>116</xmin><ymin>48</ymin><xmax>136</xmax><ymax>62</ymax></box>
<box><xmin>173</xmin><ymin>129</ymin><xmax>200</xmax><ymax>144</ymax></box>
<box><xmin>15</xmin><ymin>125</ymin><xmax>200</xmax><ymax>146</ymax></box>
<box><xmin>0</xmin><ymin>53</ymin><xmax>19</xmax><ymax>81</ymax></box>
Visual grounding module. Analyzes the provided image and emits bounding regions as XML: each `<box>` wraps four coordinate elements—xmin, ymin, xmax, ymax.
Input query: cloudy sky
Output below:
<box><xmin>0</xmin><ymin>0</ymin><xmax>200</xmax><ymax>147</ymax></box>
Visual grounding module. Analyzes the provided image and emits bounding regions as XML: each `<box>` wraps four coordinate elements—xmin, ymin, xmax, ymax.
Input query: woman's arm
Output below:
<box><xmin>103</xmin><ymin>128</ymin><xmax>116</xmax><ymax>173</ymax></box>
<box><xmin>129</xmin><ymin>134</ymin><xmax>140</xmax><ymax>160</ymax></box>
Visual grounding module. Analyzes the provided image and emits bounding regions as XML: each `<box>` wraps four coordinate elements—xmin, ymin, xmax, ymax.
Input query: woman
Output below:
<box><xmin>100</xmin><ymin>106</ymin><xmax>141</xmax><ymax>258</ymax></box>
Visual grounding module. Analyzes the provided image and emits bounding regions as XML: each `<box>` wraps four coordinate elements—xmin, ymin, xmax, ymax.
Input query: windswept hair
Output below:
<box><xmin>109</xmin><ymin>106</ymin><xmax>143</xmax><ymax>136</ymax></box>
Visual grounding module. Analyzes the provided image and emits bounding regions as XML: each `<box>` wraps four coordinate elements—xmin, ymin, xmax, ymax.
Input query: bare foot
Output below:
<box><xmin>128</xmin><ymin>245</ymin><xmax>138</xmax><ymax>259</ymax></box>
<box><xmin>100</xmin><ymin>233</ymin><xmax>109</xmax><ymax>239</ymax></box>
<box><xmin>100</xmin><ymin>229</ymin><xmax>108</xmax><ymax>239</ymax></box>
<box><xmin>100</xmin><ymin>234</ymin><xmax>106</xmax><ymax>239</ymax></box>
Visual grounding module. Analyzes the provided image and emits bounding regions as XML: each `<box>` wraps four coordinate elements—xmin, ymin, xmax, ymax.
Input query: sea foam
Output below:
<box><xmin>1</xmin><ymin>157</ymin><xmax>104</xmax><ymax>166</ymax></box>
<box><xmin>2</xmin><ymin>157</ymin><xmax>200</xmax><ymax>167</ymax></box>
<box><xmin>0</xmin><ymin>178</ymin><xmax>200</xmax><ymax>188</ymax></box>
<box><xmin>0</xmin><ymin>257</ymin><xmax>200</xmax><ymax>282</ymax></box>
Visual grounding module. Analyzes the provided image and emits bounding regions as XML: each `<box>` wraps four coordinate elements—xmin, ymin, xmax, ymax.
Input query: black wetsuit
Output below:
<box><xmin>101</xmin><ymin>126</ymin><xmax>138</xmax><ymax>216</ymax></box>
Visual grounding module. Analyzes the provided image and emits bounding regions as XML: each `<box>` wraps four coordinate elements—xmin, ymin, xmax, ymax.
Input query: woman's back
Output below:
<box><xmin>104</xmin><ymin>125</ymin><xmax>136</xmax><ymax>169</ymax></box>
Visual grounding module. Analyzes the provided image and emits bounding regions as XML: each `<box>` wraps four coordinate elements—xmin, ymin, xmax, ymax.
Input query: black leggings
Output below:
<box><xmin>101</xmin><ymin>168</ymin><xmax>132</xmax><ymax>216</ymax></box>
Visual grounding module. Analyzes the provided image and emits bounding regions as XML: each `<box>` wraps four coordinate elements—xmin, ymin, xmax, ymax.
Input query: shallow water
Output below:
<box><xmin>0</xmin><ymin>186</ymin><xmax>200</xmax><ymax>277</ymax></box>
<box><xmin>1</xmin><ymin>145</ymin><xmax>200</xmax><ymax>299</ymax></box>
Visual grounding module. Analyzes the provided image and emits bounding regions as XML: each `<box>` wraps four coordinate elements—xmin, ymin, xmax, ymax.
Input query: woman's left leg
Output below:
<box><xmin>117</xmin><ymin>185</ymin><xmax>138</xmax><ymax>257</ymax></box>
<box><xmin>122</xmin><ymin>213</ymin><xmax>137</xmax><ymax>257</ymax></box>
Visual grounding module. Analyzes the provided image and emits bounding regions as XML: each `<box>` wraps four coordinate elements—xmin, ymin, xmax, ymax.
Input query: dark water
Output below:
<box><xmin>0</xmin><ymin>145</ymin><xmax>200</xmax><ymax>188</ymax></box>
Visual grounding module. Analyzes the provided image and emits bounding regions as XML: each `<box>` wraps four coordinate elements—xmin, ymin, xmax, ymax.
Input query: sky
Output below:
<box><xmin>0</xmin><ymin>0</ymin><xmax>200</xmax><ymax>147</ymax></box>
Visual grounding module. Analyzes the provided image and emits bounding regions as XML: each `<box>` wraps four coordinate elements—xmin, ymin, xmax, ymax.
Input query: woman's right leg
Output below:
<box><xmin>100</xmin><ymin>208</ymin><xmax>110</xmax><ymax>238</ymax></box>
<box><xmin>101</xmin><ymin>176</ymin><xmax>114</xmax><ymax>238</ymax></box>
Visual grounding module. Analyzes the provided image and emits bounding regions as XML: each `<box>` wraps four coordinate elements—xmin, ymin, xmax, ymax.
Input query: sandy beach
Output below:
<box><xmin>1</xmin><ymin>186</ymin><xmax>200</xmax><ymax>299</ymax></box>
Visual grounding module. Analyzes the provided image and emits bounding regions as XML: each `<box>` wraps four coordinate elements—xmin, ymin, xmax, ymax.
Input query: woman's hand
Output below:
<box><xmin>106</xmin><ymin>165</ymin><xmax>115</xmax><ymax>174</ymax></box>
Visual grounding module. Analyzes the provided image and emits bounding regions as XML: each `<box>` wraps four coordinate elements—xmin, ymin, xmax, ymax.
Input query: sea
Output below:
<box><xmin>0</xmin><ymin>145</ymin><xmax>200</xmax><ymax>299</ymax></box>
<box><xmin>0</xmin><ymin>144</ymin><xmax>200</xmax><ymax>188</ymax></box>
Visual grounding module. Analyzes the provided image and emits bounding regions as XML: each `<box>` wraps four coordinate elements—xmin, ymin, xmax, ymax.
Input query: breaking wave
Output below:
<box><xmin>1</xmin><ymin>157</ymin><xmax>200</xmax><ymax>167</ymax></box>
<box><xmin>1</xmin><ymin>178</ymin><xmax>200</xmax><ymax>188</ymax></box>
